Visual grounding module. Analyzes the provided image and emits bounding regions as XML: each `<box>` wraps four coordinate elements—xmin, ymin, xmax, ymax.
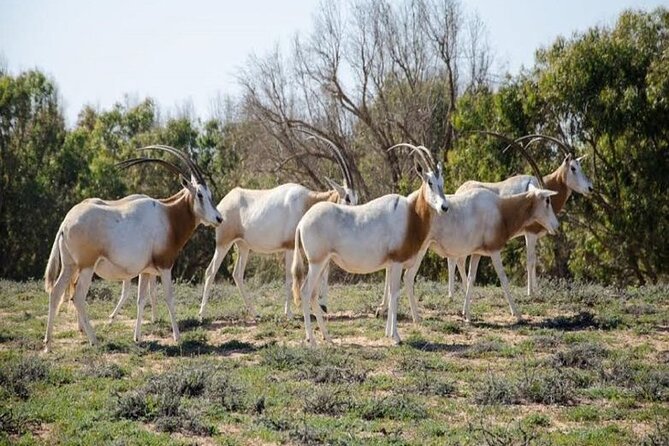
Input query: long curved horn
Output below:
<box><xmin>147</xmin><ymin>144</ymin><xmax>207</xmax><ymax>183</ymax></box>
<box><xmin>414</xmin><ymin>145</ymin><xmax>438</xmax><ymax>170</ymax></box>
<box><xmin>116</xmin><ymin>157</ymin><xmax>190</xmax><ymax>181</ymax></box>
<box><xmin>507</xmin><ymin>134</ymin><xmax>572</xmax><ymax>157</ymax></box>
<box><xmin>388</xmin><ymin>143</ymin><xmax>435</xmax><ymax>172</ymax></box>
<box><xmin>476</xmin><ymin>130</ymin><xmax>546</xmax><ymax>188</ymax></box>
<box><xmin>295</xmin><ymin>128</ymin><xmax>354</xmax><ymax>189</ymax></box>
<box><xmin>138</xmin><ymin>145</ymin><xmax>207</xmax><ymax>185</ymax></box>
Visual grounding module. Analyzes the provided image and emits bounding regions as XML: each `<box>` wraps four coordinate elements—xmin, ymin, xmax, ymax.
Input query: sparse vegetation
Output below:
<box><xmin>0</xmin><ymin>279</ymin><xmax>667</xmax><ymax>444</ymax></box>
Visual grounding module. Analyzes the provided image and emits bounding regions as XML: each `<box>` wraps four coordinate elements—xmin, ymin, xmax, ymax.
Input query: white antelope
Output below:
<box><xmin>198</xmin><ymin>131</ymin><xmax>358</xmax><ymax>320</ymax></box>
<box><xmin>379</xmin><ymin>184</ymin><xmax>560</xmax><ymax>324</ymax></box>
<box><xmin>292</xmin><ymin>144</ymin><xmax>448</xmax><ymax>345</ymax></box>
<box><xmin>450</xmin><ymin>132</ymin><xmax>593</xmax><ymax>297</ymax></box>
<box><xmin>58</xmin><ymin>193</ymin><xmax>160</xmax><ymax>326</ymax></box>
<box><xmin>43</xmin><ymin>146</ymin><xmax>222</xmax><ymax>352</ymax></box>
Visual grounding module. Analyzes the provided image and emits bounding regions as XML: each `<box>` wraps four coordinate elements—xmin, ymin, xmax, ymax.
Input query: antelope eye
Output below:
<box><xmin>197</xmin><ymin>192</ymin><xmax>203</xmax><ymax>200</ymax></box>
<box><xmin>545</xmin><ymin>198</ymin><xmax>550</xmax><ymax>205</ymax></box>
<box><xmin>570</xmin><ymin>166</ymin><xmax>576</xmax><ymax>172</ymax></box>
<box><xmin>427</xmin><ymin>180</ymin><xmax>433</xmax><ymax>187</ymax></box>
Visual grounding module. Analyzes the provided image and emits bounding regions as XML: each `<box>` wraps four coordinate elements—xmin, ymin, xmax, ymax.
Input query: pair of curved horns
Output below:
<box><xmin>475</xmin><ymin>131</ymin><xmax>546</xmax><ymax>188</ymax></box>
<box><xmin>387</xmin><ymin>143</ymin><xmax>439</xmax><ymax>174</ymax></box>
<box><xmin>295</xmin><ymin>128</ymin><xmax>354</xmax><ymax>189</ymax></box>
<box><xmin>116</xmin><ymin>145</ymin><xmax>208</xmax><ymax>186</ymax></box>
<box><xmin>504</xmin><ymin>134</ymin><xmax>572</xmax><ymax>158</ymax></box>
<box><xmin>139</xmin><ymin>144</ymin><xmax>207</xmax><ymax>185</ymax></box>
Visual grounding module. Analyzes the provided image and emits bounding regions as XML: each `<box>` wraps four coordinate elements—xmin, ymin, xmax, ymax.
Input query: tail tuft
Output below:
<box><xmin>44</xmin><ymin>229</ymin><xmax>63</xmax><ymax>293</ymax></box>
<box><xmin>291</xmin><ymin>228</ymin><xmax>305</xmax><ymax>306</ymax></box>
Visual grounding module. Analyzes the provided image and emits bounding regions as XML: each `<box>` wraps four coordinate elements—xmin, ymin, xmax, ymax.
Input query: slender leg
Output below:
<box><xmin>70</xmin><ymin>268</ymin><xmax>97</xmax><ymax>346</ymax></box>
<box><xmin>456</xmin><ymin>257</ymin><xmax>467</xmax><ymax>290</ymax></box>
<box><xmin>149</xmin><ymin>275</ymin><xmax>158</xmax><ymax>323</ymax></box>
<box><xmin>160</xmin><ymin>270</ymin><xmax>180</xmax><ymax>342</ymax></box>
<box><xmin>317</xmin><ymin>263</ymin><xmax>330</xmax><ymax>313</ymax></box>
<box><xmin>232</xmin><ymin>244</ymin><xmax>257</xmax><ymax>318</ymax></box>
<box><xmin>108</xmin><ymin>279</ymin><xmax>132</xmax><ymax>323</ymax></box>
<box><xmin>525</xmin><ymin>233</ymin><xmax>538</xmax><ymax>297</ymax></box>
<box><xmin>283</xmin><ymin>250</ymin><xmax>294</xmax><ymax>318</ymax></box>
<box><xmin>199</xmin><ymin>241</ymin><xmax>233</xmax><ymax>320</ymax></box>
<box><xmin>462</xmin><ymin>254</ymin><xmax>481</xmax><ymax>321</ymax></box>
<box><xmin>447</xmin><ymin>257</ymin><xmax>456</xmax><ymax>298</ymax></box>
<box><xmin>375</xmin><ymin>266</ymin><xmax>391</xmax><ymax>317</ymax></box>
<box><xmin>300</xmin><ymin>261</ymin><xmax>328</xmax><ymax>346</ymax></box>
<box><xmin>385</xmin><ymin>264</ymin><xmax>403</xmax><ymax>343</ymax></box>
<box><xmin>311</xmin><ymin>265</ymin><xmax>332</xmax><ymax>343</ymax></box>
<box><xmin>133</xmin><ymin>273</ymin><xmax>151</xmax><ymax>343</ymax></box>
<box><xmin>490</xmin><ymin>251</ymin><xmax>521</xmax><ymax>321</ymax></box>
<box><xmin>44</xmin><ymin>265</ymin><xmax>75</xmax><ymax>352</ymax></box>
<box><xmin>405</xmin><ymin>245</ymin><xmax>428</xmax><ymax>323</ymax></box>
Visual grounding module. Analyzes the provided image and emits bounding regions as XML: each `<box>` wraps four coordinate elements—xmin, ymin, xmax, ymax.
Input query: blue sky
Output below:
<box><xmin>1</xmin><ymin>0</ymin><xmax>665</xmax><ymax>125</ymax></box>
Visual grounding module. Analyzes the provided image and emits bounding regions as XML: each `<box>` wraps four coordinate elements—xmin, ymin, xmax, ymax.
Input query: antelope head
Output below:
<box><xmin>297</xmin><ymin>129</ymin><xmax>359</xmax><ymax>205</ymax></box>
<box><xmin>514</xmin><ymin>134</ymin><xmax>594</xmax><ymax>196</ymax></box>
<box><xmin>117</xmin><ymin>145</ymin><xmax>223</xmax><ymax>227</ymax></box>
<box><xmin>389</xmin><ymin>143</ymin><xmax>449</xmax><ymax>214</ymax></box>
<box><xmin>527</xmin><ymin>184</ymin><xmax>559</xmax><ymax>234</ymax></box>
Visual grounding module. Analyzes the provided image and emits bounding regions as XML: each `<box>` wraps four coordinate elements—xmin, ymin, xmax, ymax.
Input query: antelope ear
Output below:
<box><xmin>576</xmin><ymin>154</ymin><xmax>588</xmax><ymax>162</ymax></box>
<box><xmin>181</xmin><ymin>176</ymin><xmax>195</xmax><ymax>192</ymax></box>
<box><xmin>414</xmin><ymin>159</ymin><xmax>425</xmax><ymax>179</ymax></box>
<box><xmin>324</xmin><ymin>176</ymin><xmax>346</xmax><ymax>198</ymax></box>
<box><xmin>538</xmin><ymin>189</ymin><xmax>558</xmax><ymax>198</ymax></box>
<box><xmin>436</xmin><ymin>161</ymin><xmax>444</xmax><ymax>177</ymax></box>
<box><xmin>564</xmin><ymin>153</ymin><xmax>573</xmax><ymax>164</ymax></box>
<box><xmin>528</xmin><ymin>183</ymin><xmax>539</xmax><ymax>192</ymax></box>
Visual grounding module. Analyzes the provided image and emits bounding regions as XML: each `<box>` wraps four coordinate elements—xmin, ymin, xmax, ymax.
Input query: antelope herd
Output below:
<box><xmin>43</xmin><ymin>131</ymin><xmax>593</xmax><ymax>351</ymax></box>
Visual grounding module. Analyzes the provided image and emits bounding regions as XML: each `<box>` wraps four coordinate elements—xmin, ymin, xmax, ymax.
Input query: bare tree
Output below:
<box><xmin>238</xmin><ymin>0</ymin><xmax>492</xmax><ymax>195</ymax></box>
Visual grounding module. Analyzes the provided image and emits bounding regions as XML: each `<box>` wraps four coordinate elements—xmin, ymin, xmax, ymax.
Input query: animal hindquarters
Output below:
<box><xmin>70</xmin><ymin>268</ymin><xmax>97</xmax><ymax>346</ymax></box>
<box><xmin>44</xmin><ymin>227</ymin><xmax>63</xmax><ymax>293</ymax></box>
<box><xmin>291</xmin><ymin>228</ymin><xmax>306</xmax><ymax>307</ymax></box>
<box><xmin>299</xmin><ymin>260</ymin><xmax>330</xmax><ymax>345</ymax></box>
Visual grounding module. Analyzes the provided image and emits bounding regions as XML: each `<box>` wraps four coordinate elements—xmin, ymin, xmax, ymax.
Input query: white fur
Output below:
<box><xmin>199</xmin><ymin>182</ymin><xmax>357</xmax><ymax>319</ymax></box>
<box><xmin>43</xmin><ymin>177</ymin><xmax>222</xmax><ymax>352</ymax></box>
<box><xmin>450</xmin><ymin>155</ymin><xmax>592</xmax><ymax>296</ymax></box>
<box><xmin>292</xmin><ymin>161</ymin><xmax>448</xmax><ymax>345</ymax></box>
<box><xmin>378</xmin><ymin>187</ymin><xmax>559</xmax><ymax>323</ymax></box>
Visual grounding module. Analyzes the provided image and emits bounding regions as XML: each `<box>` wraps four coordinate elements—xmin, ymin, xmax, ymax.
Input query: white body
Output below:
<box><xmin>452</xmin><ymin>154</ymin><xmax>592</xmax><ymax>296</ymax></box>
<box><xmin>378</xmin><ymin>187</ymin><xmax>559</xmax><ymax>322</ymax></box>
<box><xmin>199</xmin><ymin>182</ymin><xmax>356</xmax><ymax>319</ymax></box>
<box><xmin>44</xmin><ymin>167</ymin><xmax>222</xmax><ymax>352</ymax></box>
<box><xmin>292</xmin><ymin>155</ymin><xmax>448</xmax><ymax>345</ymax></box>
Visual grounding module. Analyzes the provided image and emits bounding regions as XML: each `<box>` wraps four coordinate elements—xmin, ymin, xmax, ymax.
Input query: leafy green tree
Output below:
<box><xmin>0</xmin><ymin>70</ymin><xmax>66</xmax><ymax>279</ymax></box>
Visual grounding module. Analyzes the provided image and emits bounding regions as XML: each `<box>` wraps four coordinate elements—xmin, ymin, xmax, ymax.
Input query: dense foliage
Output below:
<box><xmin>0</xmin><ymin>6</ymin><xmax>666</xmax><ymax>285</ymax></box>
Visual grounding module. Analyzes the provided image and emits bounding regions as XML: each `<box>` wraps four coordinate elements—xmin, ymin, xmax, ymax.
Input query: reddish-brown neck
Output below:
<box><xmin>543</xmin><ymin>165</ymin><xmax>571</xmax><ymax>214</ymax></box>
<box><xmin>388</xmin><ymin>184</ymin><xmax>433</xmax><ymax>263</ymax></box>
<box><xmin>153</xmin><ymin>189</ymin><xmax>198</xmax><ymax>269</ymax></box>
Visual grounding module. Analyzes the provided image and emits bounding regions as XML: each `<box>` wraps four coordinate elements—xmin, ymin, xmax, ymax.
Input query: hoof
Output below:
<box><xmin>374</xmin><ymin>307</ymin><xmax>386</xmax><ymax>318</ymax></box>
<box><xmin>392</xmin><ymin>336</ymin><xmax>402</xmax><ymax>346</ymax></box>
<box><xmin>319</xmin><ymin>304</ymin><xmax>328</xmax><ymax>314</ymax></box>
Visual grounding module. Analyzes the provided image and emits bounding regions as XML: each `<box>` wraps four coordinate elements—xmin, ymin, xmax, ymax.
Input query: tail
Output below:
<box><xmin>291</xmin><ymin>227</ymin><xmax>306</xmax><ymax>306</ymax></box>
<box><xmin>44</xmin><ymin>228</ymin><xmax>63</xmax><ymax>293</ymax></box>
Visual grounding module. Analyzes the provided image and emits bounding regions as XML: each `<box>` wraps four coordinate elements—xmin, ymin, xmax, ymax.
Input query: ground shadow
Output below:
<box><xmin>405</xmin><ymin>339</ymin><xmax>469</xmax><ymax>353</ymax></box>
<box><xmin>139</xmin><ymin>338</ymin><xmax>258</xmax><ymax>357</ymax></box>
